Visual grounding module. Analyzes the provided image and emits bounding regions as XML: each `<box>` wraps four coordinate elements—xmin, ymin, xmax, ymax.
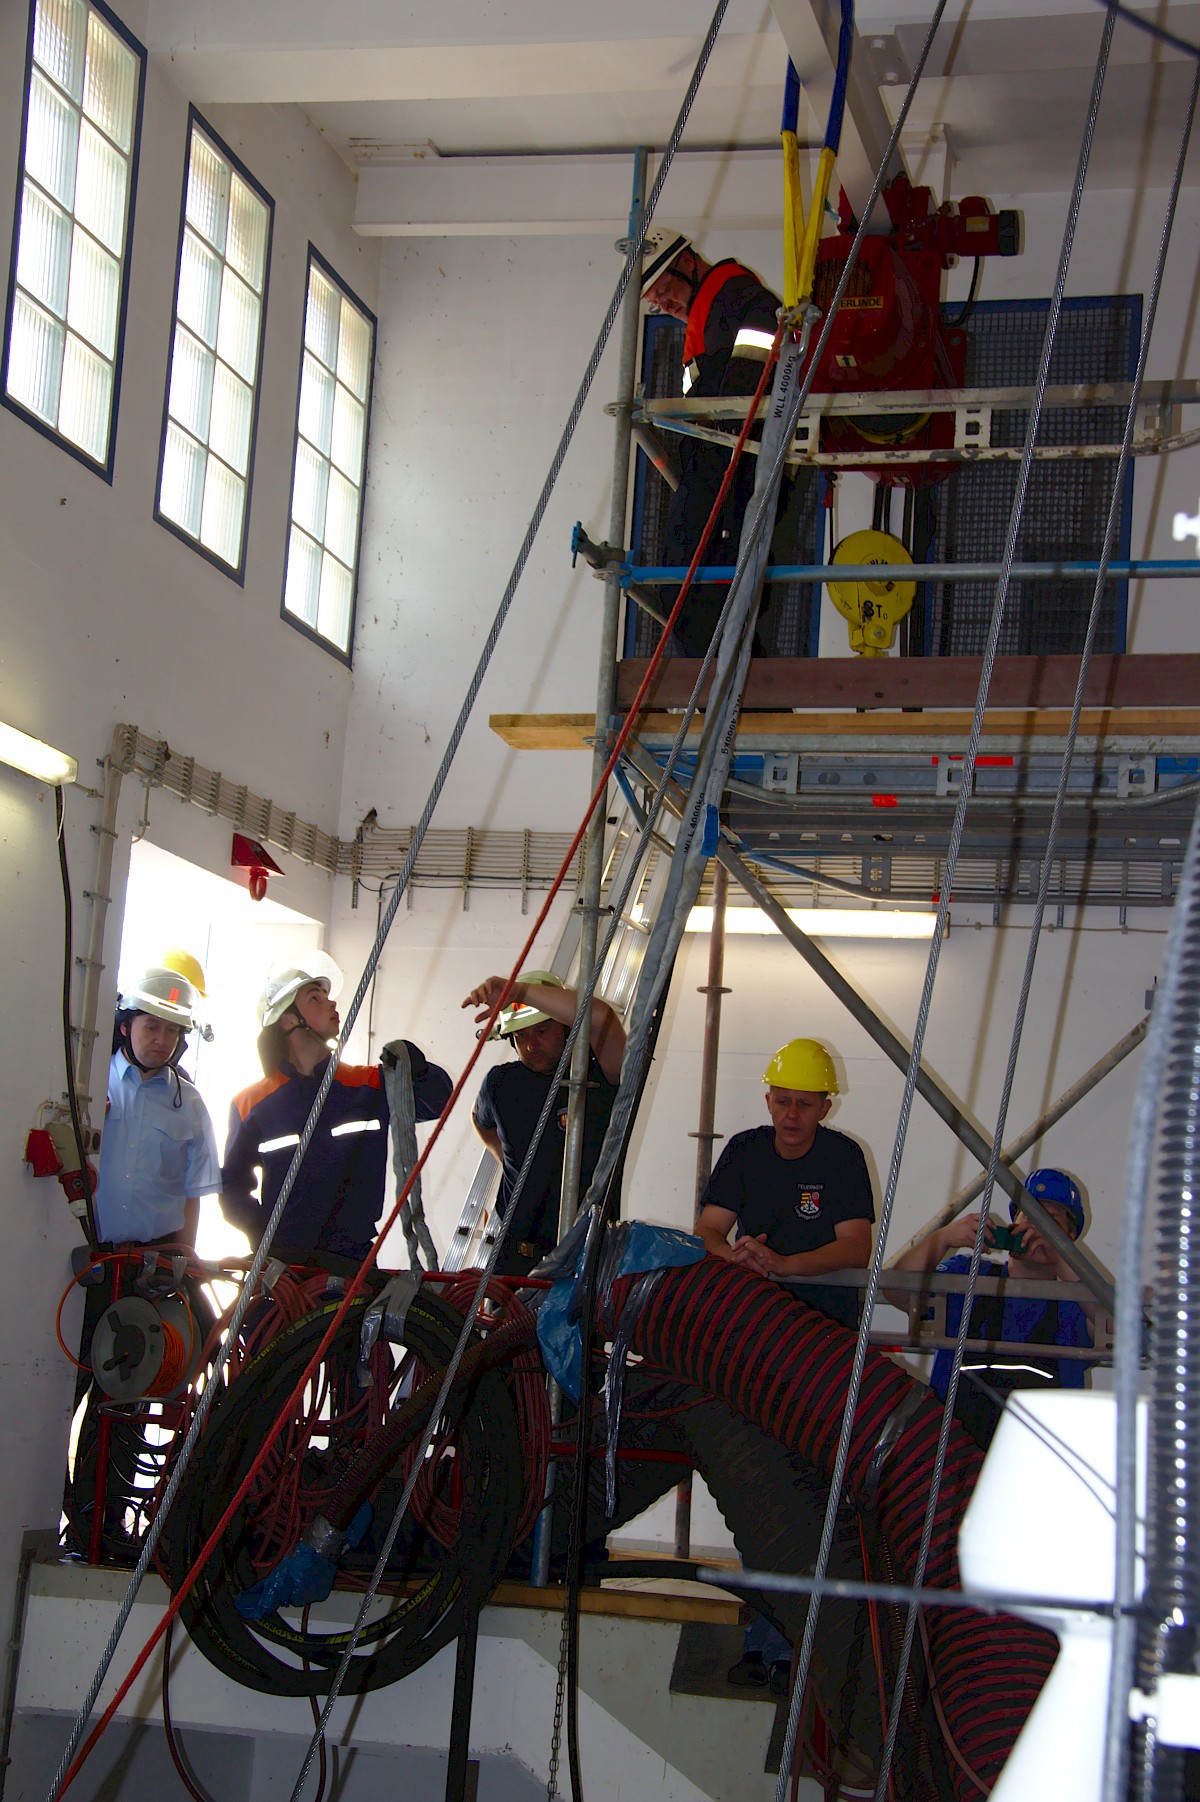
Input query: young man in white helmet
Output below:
<box><xmin>640</xmin><ymin>226</ymin><xmax>797</xmax><ymax>657</ymax></box>
<box><xmin>221</xmin><ymin>952</ymin><xmax>452</xmax><ymax>1267</ymax></box>
<box><xmin>696</xmin><ymin>1035</ymin><xmax>875</xmax><ymax>1692</ymax></box>
<box><xmin>462</xmin><ymin>971</ymin><xmax>626</xmax><ymax>1276</ymax></box>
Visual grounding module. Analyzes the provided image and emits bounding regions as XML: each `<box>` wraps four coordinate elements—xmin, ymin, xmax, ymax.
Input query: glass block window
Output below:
<box><xmin>2</xmin><ymin>0</ymin><xmax>145</xmax><ymax>477</ymax></box>
<box><xmin>155</xmin><ymin>111</ymin><xmax>273</xmax><ymax>579</ymax></box>
<box><xmin>282</xmin><ymin>250</ymin><xmax>376</xmax><ymax>659</ymax></box>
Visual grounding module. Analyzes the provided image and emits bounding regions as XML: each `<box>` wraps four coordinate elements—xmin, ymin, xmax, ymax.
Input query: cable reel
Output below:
<box><xmin>91</xmin><ymin>1293</ymin><xmax>203</xmax><ymax>1402</ymax></box>
<box><xmin>827</xmin><ymin>529</ymin><xmax>915</xmax><ymax>657</ymax></box>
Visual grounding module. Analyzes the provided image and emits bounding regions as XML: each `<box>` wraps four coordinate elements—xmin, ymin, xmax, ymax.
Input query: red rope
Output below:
<box><xmin>56</xmin><ymin>329</ymin><xmax>792</xmax><ymax>1798</ymax></box>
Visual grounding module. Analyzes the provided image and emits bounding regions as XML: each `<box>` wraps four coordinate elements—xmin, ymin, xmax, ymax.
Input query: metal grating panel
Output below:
<box><xmin>628</xmin><ymin>315</ymin><xmax>821</xmax><ymax>657</ymax></box>
<box><xmin>925</xmin><ymin>296</ymin><xmax>1140</xmax><ymax>655</ymax></box>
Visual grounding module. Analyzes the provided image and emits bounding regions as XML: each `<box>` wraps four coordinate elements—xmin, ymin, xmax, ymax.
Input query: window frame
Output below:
<box><xmin>279</xmin><ymin>244</ymin><xmax>377</xmax><ymax>666</ymax></box>
<box><xmin>1</xmin><ymin>0</ymin><xmax>147</xmax><ymax>482</ymax></box>
<box><xmin>153</xmin><ymin>105</ymin><xmax>275</xmax><ymax>585</ymax></box>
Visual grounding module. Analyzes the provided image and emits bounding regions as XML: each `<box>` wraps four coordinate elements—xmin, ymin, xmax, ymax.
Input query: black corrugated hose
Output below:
<box><xmin>1137</xmin><ymin>809</ymin><xmax>1200</xmax><ymax>1801</ymax></box>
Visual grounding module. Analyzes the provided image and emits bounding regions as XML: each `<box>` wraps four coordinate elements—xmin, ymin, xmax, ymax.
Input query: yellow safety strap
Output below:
<box><xmin>781</xmin><ymin>128</ymin><xmax>806</xmax><ymax>310</ymax></box>
<box><xmin>797</xmin><ymin>144</ymin><xmax>837</xmax><ymax>304</ymax></box>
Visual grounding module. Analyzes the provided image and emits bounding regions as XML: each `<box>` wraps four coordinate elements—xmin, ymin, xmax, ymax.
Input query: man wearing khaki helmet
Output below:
<box><xmin>463</xmin><ymin>971</ymin><xmax>626</xmax><ymax>1277</ymax></box>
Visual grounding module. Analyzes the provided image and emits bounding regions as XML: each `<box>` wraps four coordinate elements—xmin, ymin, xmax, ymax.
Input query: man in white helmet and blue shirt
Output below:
<box><xmin>69</xmin><ymin>961</ymin><xmax>221</xmax><ymax>1556</ymax></box>
<box><xmin>95</xmin><ymin>962</ymin><xmax>221</xmax><ymax>1249</ymax></box>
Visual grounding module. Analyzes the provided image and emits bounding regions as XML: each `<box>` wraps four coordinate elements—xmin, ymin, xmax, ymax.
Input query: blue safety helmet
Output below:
<box><xmin>1013</xmin><ymin>1167</ymin><xmax>1084</xmax><ymax>1239</ymax></box>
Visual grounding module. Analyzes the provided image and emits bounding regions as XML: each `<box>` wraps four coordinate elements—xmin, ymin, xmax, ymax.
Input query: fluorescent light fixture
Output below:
<box><xmin>686</xmin><ymin>905</ymin><xmax>937</xmax><ymax>939</ymax></box>
<box><xmin>0</xmin><ymin>721</ymin><xmax>77</xmax><ymax>786</ymax></box>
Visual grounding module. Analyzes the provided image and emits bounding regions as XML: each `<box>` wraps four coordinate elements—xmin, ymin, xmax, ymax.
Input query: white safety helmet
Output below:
<box><xmin>119</xmin><ymin>965</ymin><xmax>198</xmax><ymax>1031</ymax></box>
<box><xmin>640</xmin><ymin>226</ymin><xmax>692</xmax><ymax>296</ymax></box>
<box><xmin>257</xmin><ymin>950</ymin><xmax>343</xmax><ymax>1029</ymax></box>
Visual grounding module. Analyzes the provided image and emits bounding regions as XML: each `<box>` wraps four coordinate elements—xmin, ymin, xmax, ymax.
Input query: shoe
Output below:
<box><xmin>768</xmin><ymin>1659</ymin><xmax>791</xmax><ymax>1697</ymax></box>
<box><xmin>727</xmin><ymin>1654</ymin><xmax>768</xmax><ymax>1688</ymax></box>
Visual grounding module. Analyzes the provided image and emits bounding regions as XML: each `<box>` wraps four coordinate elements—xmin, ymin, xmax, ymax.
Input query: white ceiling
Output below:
<box><xmin>143</xmin><ymin>1</ymin><xmax>1200</xmax><ymax>229</ymax></box>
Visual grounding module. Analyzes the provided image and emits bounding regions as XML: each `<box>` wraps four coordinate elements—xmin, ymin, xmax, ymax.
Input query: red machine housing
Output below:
<box><xmin>805</xmin><ymin>176</ymin><xmax>1021</xmax><ymax>487</ymax></box>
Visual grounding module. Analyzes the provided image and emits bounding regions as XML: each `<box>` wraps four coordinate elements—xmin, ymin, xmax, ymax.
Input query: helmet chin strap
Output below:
<box><xmin>281</xmin><ymin>1006</ymin><xmax>333</xmax><ymax>1053</ymax></box>
<box><xmin>671</xmin><ymin>250</ymin><xmax>704</xmax><ymax>304</ymax></box>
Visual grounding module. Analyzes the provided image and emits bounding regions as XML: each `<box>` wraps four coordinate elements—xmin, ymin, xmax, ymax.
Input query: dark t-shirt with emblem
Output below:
<box><xmin>473</xmin><ymin>1052</ymin><xmax>617</xmax><ymax>1269</ymax></box>
<box><xmin>701</xmin><ymin>1123</ymin><xmax>875</xmax><ymax>1327</ymax></box>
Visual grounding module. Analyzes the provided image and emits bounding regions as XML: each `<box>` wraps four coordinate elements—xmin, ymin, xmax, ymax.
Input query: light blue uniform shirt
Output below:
<box><xmin>95</xmin><ymin>1051</ymin><xmax>221</xmax><ymax>1243</ymax></box>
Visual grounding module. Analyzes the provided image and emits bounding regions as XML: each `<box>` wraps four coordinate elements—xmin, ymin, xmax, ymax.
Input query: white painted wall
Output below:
<box><xmin>0</xmin><ymin>0</ymin><xmax>378</xmax><ymax>1638</ymax></box>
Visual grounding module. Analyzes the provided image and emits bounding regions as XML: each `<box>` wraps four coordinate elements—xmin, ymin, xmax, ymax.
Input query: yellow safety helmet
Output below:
<box><xmin>160</xmin><ymin>947</ymin><xmax>207</xmax><ymax>998</ymax></box>
<box><xmin>763</xmin><ymin>1038</ymin><xmax>839</xmax><ymax>1094</ymax></box>
<box><xmin>491</xmin><ymin>971</ymin><xmax>564</xmax><ymax>1040</ymax></box>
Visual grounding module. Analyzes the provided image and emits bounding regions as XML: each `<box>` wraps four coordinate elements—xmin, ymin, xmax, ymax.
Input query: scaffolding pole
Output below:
<box><xmin>675</xmin><ymin>860</ymin><xmax>731</xmax><ymax>1558</ymax></box>
<box><xmin>531</xmin><ymin>147</ymin><xmax>648</xmax><ymax>1591</ymax></box>
<box><xmin>887</xmin><ymin>1013</ymin><xmax>1149</xmax><ymax>1261</ymax></box>
<box><xmin>622</xmin><ymin>739</ymin><xmax>1116</xmax><ymax>1310</ymax></box>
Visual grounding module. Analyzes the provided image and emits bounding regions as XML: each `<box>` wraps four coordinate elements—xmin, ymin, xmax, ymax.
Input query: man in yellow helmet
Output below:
<box><xmin>696</xmin><ymin>1037</ymin><xmax>874</xmax><ymax>1331</ymax></box>
<box><xmin>697</xmin><ymin>1035</ymin><xmax>875</xmax><ymax>1691</ymax></box>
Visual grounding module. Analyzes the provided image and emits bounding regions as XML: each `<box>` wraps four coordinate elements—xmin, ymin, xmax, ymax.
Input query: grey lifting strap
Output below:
<box><xmin>381</xmin><ymin>1042</ymin><xmax>438</xmax><ymax>1271</ymax></box>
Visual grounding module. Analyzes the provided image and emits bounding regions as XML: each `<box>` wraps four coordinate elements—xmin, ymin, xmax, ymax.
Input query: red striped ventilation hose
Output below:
<box><xmin>606</xmin><ymin>1259</ymin><xmax>1058</xmax><ymax>1798</ymax></box>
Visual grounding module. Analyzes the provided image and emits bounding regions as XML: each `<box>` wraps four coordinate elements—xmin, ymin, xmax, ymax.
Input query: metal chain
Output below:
<box><xmin>546</xmin><ymin>1440</ymin><xmax>586</xmax><ymax>1799</ymax></box>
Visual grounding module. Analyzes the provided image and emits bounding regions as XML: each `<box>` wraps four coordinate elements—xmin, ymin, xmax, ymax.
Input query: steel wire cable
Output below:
<box><xmin>285</xmin><ymin>352</ymin><xmax>790</xmax><ymax>1802</ymax></box>
<box><xmin>1101</xmin><ymin>61</ymin><xmax>1200</xmax><ymax>1788</ymax></box>
<box><xmin>1094</xmin><ymin>0</ymin><xmax>1200</xmax><ymax>59</ymax></box>
<box><xmin>1102</xmin><ymin>906</ymin><xmax>1190</xmax><ymax>1797</ymax></box>
<box><xmin>870</xmin><ymin>43</ymin><xmax>1198</xmax><ymax>1802</ymax></box>
<box><xmin>773</xmin><ymin>5</ymin><xmax>1120</xmax><ymax>1795</ymax></box>
<box><xmin>57</xmin><ymin>212</ymin><xmax>780</xmax><ymax>1802</ymax></box>
<box><xmin>45</xmin><ymin>11</ymin><xmax>737</xmax><ymax>1794</ymax></box>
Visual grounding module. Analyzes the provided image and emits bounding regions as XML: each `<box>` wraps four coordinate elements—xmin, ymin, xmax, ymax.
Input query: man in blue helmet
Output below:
<box><xmin>889</xmin><ymin>1167</ymin><xmax>1095</xmax><ymax>1450</ymax></box>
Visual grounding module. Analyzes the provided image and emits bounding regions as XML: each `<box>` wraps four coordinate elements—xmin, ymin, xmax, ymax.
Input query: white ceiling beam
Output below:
<box><xmin>354</xmin><ymin>149</ymin><xmax>799</xmax><ymax>238</ymax></box>
<box><xmin>768</xmin><ymin>0</ymin><xmax>902</xmax><ymax>213</ymax></box>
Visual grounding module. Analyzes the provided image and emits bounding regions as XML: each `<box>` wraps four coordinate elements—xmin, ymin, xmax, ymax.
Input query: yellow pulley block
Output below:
<box><xmin>828</xmin><ymin>529</ymin><xmax>916</xmax><ymax>657</ymax></box>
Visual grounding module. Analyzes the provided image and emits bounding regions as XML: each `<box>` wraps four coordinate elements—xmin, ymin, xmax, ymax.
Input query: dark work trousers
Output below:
<box><xmin>661</xmin><ymin>439</ymin><xmax>807</xmax><ymax>657</ymax></box>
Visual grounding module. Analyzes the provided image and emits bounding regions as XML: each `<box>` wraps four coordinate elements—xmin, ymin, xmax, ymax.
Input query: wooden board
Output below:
<box><xmin>614</xmin><ymin>653</ymin><xmax>1200</xmax><ymax>715</ymax></box>
<box><xmin>487</xmin><ymin>1578</ymin><xmax>742</xmax><ymax>1625</ymax></box>
<box><xmin>490</xmin><ymin>708</ymin><xmax>1200</xmax><ymax>751</ymax></box>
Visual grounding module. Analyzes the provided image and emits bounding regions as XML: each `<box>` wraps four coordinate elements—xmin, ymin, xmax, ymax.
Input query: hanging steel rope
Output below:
<box><xmin>776</xmin><ymin>8</ymin><xmax>1130</xmax><ymax>1799</ymax></box>
<box><xmin>44</xmin><ymin>5</ymin><xmax>743</xmax><ymax>1793</ymax></box>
